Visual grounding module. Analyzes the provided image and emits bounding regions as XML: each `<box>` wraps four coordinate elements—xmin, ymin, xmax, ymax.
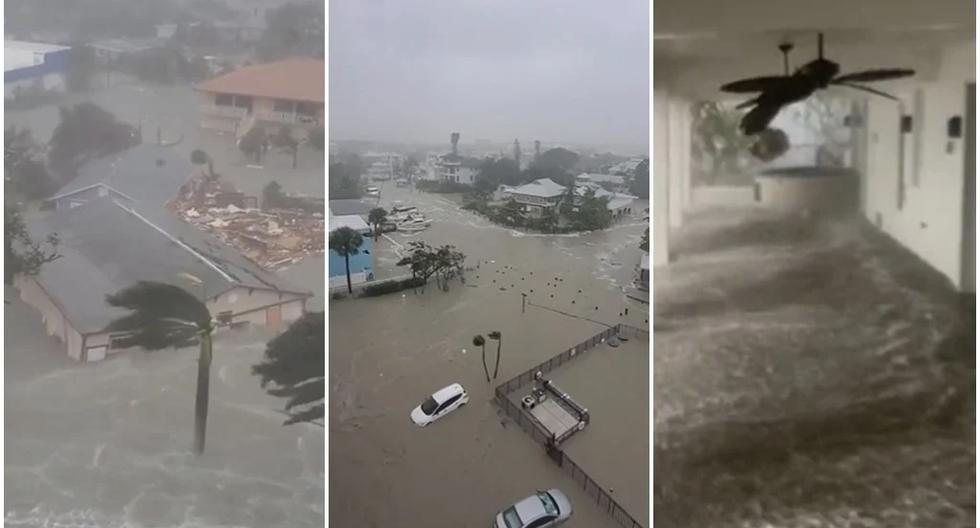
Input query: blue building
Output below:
<box><xmin>4</xmin><ymin>40</ymin><xmax>71</xmax><ymax>99</ymax></box>
<box><xmin>329</xmin><ymin>214</ymin><xmax>374</xmax><ymax>289</ymax></box>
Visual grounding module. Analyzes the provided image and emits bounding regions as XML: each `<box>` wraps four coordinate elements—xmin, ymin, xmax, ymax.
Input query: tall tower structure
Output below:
<box><xmin>513</xmin><ymin>139</ymin><xmax>522</xmax><ymax>168</ymax></box>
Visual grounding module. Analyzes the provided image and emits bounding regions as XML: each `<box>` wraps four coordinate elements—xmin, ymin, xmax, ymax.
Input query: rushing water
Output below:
<box><xmin>329</xmin><ymin>186</ymin><xmax>650</xmax><ymax>527</ymax></box>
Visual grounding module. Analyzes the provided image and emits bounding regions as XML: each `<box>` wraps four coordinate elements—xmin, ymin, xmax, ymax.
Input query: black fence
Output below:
<box><xmin>493</xmin><ymin>323</ymin><xmax>648</xmax><ymax>528</ymax></box>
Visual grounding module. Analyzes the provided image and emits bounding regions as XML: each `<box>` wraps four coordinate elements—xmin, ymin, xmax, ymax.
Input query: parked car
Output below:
<box><xmin>410</xmin><ymin>383</ymin><xmax>468</xmax><ymax>427</ymax></box>
<box><xmin>494</xmin><ymin>489</ymin><xmax>572</xmax><ymax>528</ymax></box>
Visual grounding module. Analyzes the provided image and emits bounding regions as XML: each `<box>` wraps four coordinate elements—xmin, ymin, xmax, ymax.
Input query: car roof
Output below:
<box><xmin>514</xmin><ymin>495</ymin><xmax>546</xmax><ymax>522</ymax></box>
<box><xmin>432</xmin><ymin>383</ymin><xmax>464</xmax><ymax>403</ymax></box>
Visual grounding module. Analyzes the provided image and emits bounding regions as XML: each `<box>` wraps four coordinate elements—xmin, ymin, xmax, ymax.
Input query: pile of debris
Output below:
<box><xmin>170</xmin><ymin>175</ymin><xmax>324</xmax><ymax>269</ymax></box>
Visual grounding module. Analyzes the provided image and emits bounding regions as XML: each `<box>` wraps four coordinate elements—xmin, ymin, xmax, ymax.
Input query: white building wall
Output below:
<box><xmin>863</xmin><ymin>79</ymin><xmax>972</xmax><ymax>290</ymax></box>
<box><xmin>653</xmin><ymin>86</ymin><xmax>671</xmax><ymax>266</ymax></box>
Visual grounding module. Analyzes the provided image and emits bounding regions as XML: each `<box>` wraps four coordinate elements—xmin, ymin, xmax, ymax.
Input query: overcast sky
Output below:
<box><xmin>329</xmin><ymin>0</ymin><xmax>649</xmax><ymax>151</ymax></box>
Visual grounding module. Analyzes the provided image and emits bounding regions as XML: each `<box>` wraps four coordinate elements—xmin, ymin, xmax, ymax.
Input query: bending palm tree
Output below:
<box><xmin>106</xmin><ymin>281</ymin><xmax>214</xmax><ymax>454</ymax></box>
<box><xmin>329</xmin><ymin>226</ymin><xmax>363</xmax><ymax>294</ymax></box>
<box><xmin>488</xmin><ymin>331</ymin><xmax>502</xmax><ymax>379</ymax></box>
<box><xmin>473</xmin><ymin>335</ymin><xmax>489</xmax><ymax>382</ymax></box>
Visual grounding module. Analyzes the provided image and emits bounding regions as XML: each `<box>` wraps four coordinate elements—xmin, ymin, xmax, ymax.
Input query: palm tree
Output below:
<box><xmin>329</xmin><ymin>226</ymin><xmax>363</xmax><ymax>294</ymax></box>
<box><xmin>488</xmin><ymin>331</ymin><xmax>502</xmax><ymax>379</ymax></box>
<box><xmin>473</xmin><ymin>335</ymin><xmax>489</xmax><ymax>382</ymax></box>
<box><xmin>105</xmin><ymin>281</ymin><xmax>214</xmax><ymax>454</ymax></box>
<box><xmin>368</xmin><ymin>207</ymin><xmax>387</xmax><ymax>240</ymax></box>
<box><xmin>253</xmin><ymin>311</ymin><xmax>324</xmax><ymax>425</ymax></box>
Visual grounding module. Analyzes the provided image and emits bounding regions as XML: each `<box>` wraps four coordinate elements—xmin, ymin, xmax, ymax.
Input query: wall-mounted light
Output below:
<box><xmin>947</xmin><ymin>116</ymin><xmax>963</xmax><ymax>138</ymax></box>
<box><xmin>901</xmin><ymin>116</ymin><xmax>913</xmax><ymax>133</ymax></box>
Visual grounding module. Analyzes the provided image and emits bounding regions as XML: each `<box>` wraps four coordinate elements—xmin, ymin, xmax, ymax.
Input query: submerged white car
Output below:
<box><xmin>410</xmin><ymin>383</ymin><xmax>468</xmax><ymax>427</ymax></box>
<box><xmin>494</xmin><ymin>489</ymin><xmax>573</xmax><ymax>528</ymax></box>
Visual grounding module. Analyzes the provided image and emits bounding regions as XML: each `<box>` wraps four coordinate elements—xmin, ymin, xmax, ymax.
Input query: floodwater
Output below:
<box><xmin>5</xmin><ymin>75</ymin><xmax>325</xmax><ymax>200</ymax></box>
<box><xmin>5</xmin><ymin>288</ymin><xmax>325</xmax><ymax>528</ymax></box>
<box><xmin>654</xmin><ymin>206</ymin><xmax>975</xmax><ymax>527</ymax></box>
<box><xmin>329</xmin><ymin>186</ymin><xmax>650</xmax><ymax>527</ymax></box>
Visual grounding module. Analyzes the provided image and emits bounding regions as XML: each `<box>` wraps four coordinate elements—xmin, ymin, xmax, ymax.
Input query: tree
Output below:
<box><xmin>496</xmin><ymin>199</ymin><xmax>526</xmax><ymax>227</ymax></box>
<box><xmin>105</xmin><ymin>281</ymin><xmax>214</xmax><ymax>454</ymax></box>
<box><xmin>256</xmin><ymin>2</ymin><xmax>325</xmax><ymax>60</ymax></box>
<box><xmin>271</xmin><ymin>127</ymin><xmax>299</xmax><ymax>169</ymax></box>
<box><xmin>473</xmin><ymin>335</ymin><xmax>489</xmax><ymax>383</ymax></box>
<box><xmin>476</xmin><ymin>157</ymin><xmax>521</xmax><ymax>188</ymax></box>
<box><xmin>48</xmin><ymin>103</ymin><xmax>139</xmax><ymax>181</ymax></box>
<box><xmin>5</xmin><ymin>208</ymin><xmax>59</xmax><ymax>285</ymax></box>
<box><xmin>785</xmin><ymin>94</ymin><xmax>852</xmax><ymax>167</ymax></box>
<box><xmin>398</xmin><ymin>241</ymin><xmax>466</xmax><ymax>292</ymax></box>
<box><xmin>570</xmin><ymin>189</ymin><xmax>612</xmax><ymax>231</ymax></box>
<box><xmin>488</xmin><ymin>330</ymin><xmax>502</xmax><ymax>379</ymax></box>
<box><xmin>5</xmin><ymin>126</ymin><xmax>57</xmax><ymax>199</ymax></box>
<box><xmin>533</xmin><ymin>147</ymin><xmax>580</xmax><ymax>174</ymax></box>
<box><xmin>640</xmin><ymin>227</ymin><xmax>649</xmax><ymax>252</ymax></box>
<box><xmin>262</xmin><ymin>181</ymin><xmax>286</xmax><ymax>209</ymax></box>
<box><xmin>308</xmin><ymin>126</ymin><xmax>325</xmax><ymax>152</ymax></box>
<box><xmin>239</xmin><ymin>126</ymin><xmax>266</xmax><ymax>163</ymax></box>
<box><xmin>328</xmin><ymin>156</ymin><xmax>363</xmax><ymax>199</ymax></box>
<box><xmin>691</xmin><ymin>101</ymin><xmax>757</xmax><ymax>186</ymax></box>
<box><xmin>368</xmin><ymin>208</ymin><xmax>387</xmax><ymax>240</ymax></box>
<box><xmin>630</xmin><ymin>158</ymin><xmax>649</xmax><ymax>199</ymax></box>
<box><xmin>253</xmin><ymin>311</ymin><xmax>324</xmax><ymax>425</ymax></box>
<box><xmin>329</xmin><ymin>227</ymin><xmax>364</xmax><ymax>294</ymax></box>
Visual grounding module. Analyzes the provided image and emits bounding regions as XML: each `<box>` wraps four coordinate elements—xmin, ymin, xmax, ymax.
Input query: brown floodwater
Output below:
<box><xmin>329</xmin><ymin>186</ymin><xmax>650</xmax><ymax>527</ymax></box>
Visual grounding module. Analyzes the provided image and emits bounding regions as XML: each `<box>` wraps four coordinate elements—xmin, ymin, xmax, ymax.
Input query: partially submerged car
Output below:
<box><xmin>494</xmin><ymin>489</ymin><xmax>572</xmax><ymax>528</ymax></box>
<box><xmin>410</xmin><ymin>383</ymin><xmax>468</xmax><ymax>427</ymax></box>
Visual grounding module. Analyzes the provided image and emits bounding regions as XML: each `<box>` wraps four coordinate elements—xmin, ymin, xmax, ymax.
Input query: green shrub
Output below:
<box><xmin>360</xmin><ymin>277</ymin><xmax>425</xmax><ymax>297</ymax></box>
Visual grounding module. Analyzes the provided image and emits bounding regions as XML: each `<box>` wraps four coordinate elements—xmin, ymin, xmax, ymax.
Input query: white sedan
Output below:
<box><xmin>494</xmin><ymin>489</ymin><xmax>573</xmax><ymax>528</ymax></box>
<box><xmin>410</xmin><ymin>383</ymin><xmax>468</xmax><ymax>427</ymax></box>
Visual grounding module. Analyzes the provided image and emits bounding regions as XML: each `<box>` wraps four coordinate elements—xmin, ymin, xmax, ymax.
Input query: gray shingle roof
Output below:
<box><xmin>29</xmin><ymin>197</ymin><xmax>309</xmax><ymax>334</ymax></box>
<box><xmin>48</xmin><ymin>144</ymin><xmax>195</xmax><ymax>207</ymax></box>
<box><xmin>510</xmin><ymin>178</ymin><xmax>567</xmax><ymax>198</ymax></box>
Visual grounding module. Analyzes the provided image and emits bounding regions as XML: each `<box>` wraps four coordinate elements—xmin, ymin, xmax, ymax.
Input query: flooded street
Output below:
<box><xmin>329</xmin><ymin>187</ymin><xmax>650</xmax><ymax>527</ymax></box>
<box><xmin>653</xmin><ymin>206</ymin><xmax>975</xmax><ymax>527</ymax></box>
<box><xmin>5</xmin><ymin>289</ymin><xmax>325</xmax><ymax>528</ymax></box>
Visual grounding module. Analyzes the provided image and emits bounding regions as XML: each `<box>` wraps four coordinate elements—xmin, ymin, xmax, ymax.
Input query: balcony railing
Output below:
<box><xmin>255</xmin><ymin>111</ymin><xmax>319</xmax><ymax>125</ymax></box>
<box><xmin>200</xmin><ymin>105</ymin><xmax>248</xmax><ymax>118</ymax></box>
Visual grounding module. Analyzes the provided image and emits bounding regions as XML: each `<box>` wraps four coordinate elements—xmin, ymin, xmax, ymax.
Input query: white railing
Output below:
<box><xmin>254</xmin><ymin>111</ymin><xmax>319</xmax><ymax>125</ymax></box>
<box><xmin>200</xmin><ymin>105</ymin><xmax>248</xmax><ymax>118</ymax></box>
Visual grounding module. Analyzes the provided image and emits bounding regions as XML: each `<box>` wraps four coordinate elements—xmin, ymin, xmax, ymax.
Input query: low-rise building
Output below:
<box><xmin>504</xmin><ymin>178</ymin><xmax>568</xmax><ymax>216</ymax></box>
<box><xmin>575</xmin><ymin>172</ymin><xmax>629</xmax><ymax>193</ymax></box>
<box><xmin>4</xmin><ymin>40</ymin><xmax>71</xmax><ymax>98</ymax></box>
<box><xmin>328</xmin><ymin>214</ymin><xmax>374</xmax><ymax>289</ymax></box>
<box><xmin>195</xmin><ymin>58</ymin><xmax>324</xmax><ymax>139</ymax></box>
<box><xmin>15</xmin><ymin>198</ymin><xmax>312</xmax><ymax>362</ymax></box>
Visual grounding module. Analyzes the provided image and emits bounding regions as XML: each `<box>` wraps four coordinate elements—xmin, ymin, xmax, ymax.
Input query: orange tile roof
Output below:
<box><xmin>196</xmin><ymin>58</ymin><xmax>324</xmax><ymax>103</ymax></box>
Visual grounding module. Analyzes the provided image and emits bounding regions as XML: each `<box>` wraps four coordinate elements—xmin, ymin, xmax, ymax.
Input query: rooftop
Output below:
<box><xmin>328</xmin><ymin>199</ymin><xmax>375</xmax><ymax>218</ymax></box>
<box><xmin>29</xmin><ymin>198</ymin><xmax>308</xmax><ymax>334</ymax></box>
<box><xmin>196</xmin><ymin>58</ymin><xmax>325</xmax><ymax>103</ymax></box>
<box><xmin>509</xmin><ymin>178</ymin><xmax>567</xmax><ymax>198</ymax></box>
<box><xmin>48</xmin><ymin>144</ymin><xmax>195</xmax><ymax>208</ymax></box>
<box><xmin>4</xmin><ymin>40</ymin><xmax>70</xmax><ymax>71</ymax></box>
<box><xmin>329</xmin><ymin>214</ymin><xmax>370</xmax><ymax>233</ymax></box>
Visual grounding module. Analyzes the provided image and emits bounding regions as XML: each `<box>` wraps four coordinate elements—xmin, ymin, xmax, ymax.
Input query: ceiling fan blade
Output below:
<box><xmin>835</xmin><ymin>82</ymin><xmax>899</xmax><ymax>100</ymax></box>
<box><xmin>736</xmin><ymin>97</ymin><xmax>760</xmax><ymax>110</ymax></box>
<box><xmin>740</xmin><ymin>102</ymin><xmax>783</xmax><ymax>136</ymax></box>
<box><xmin>720</xmin><ymin>76</ymin><xmax>787</xmax><ymax>93</ymax></box>
<box><xmin>832</xmin><ymin>69</ymin><xmax>916</xmax><ymax>84</ymax></box>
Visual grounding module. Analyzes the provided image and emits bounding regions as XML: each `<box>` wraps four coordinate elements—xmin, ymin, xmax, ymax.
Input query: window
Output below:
<box><xmin>233</xmin><ymin>95</ymin><xmax>253</xmax><ymax>111</ymax></box>
<box><xmin>420</xmin><ymin>397</ymin><xmax>438</xmax><ymax>415</ymax></box>
<box><xmin>296</xmin><ymin>102</ymin><xmax>316</xmax><ymax>116</ymax></box>
<box><xmin>501</xmin><ymin>507</ymin><xmax>523</xmax><ymax>528</ymax></box>
<box><xmin>215</xmin><ymin>93</ymin><xmax>233</xmax><ymax>106</ymax></box>
<box><xmin>274</xmin><ymin>99</ymin><xmax>295</xmax><ymax>113</ymax></box>
<box><xmin>537</xmin><ymin>492</ymin><xmax>559</xmax><ymax>516</ymax></box>
<box><xmin>527</xmin><ymin>517</ymin><xmax>555</xmax><ymax>528</ymax></box>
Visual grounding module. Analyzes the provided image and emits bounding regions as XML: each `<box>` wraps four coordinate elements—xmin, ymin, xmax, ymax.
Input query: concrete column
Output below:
<box><xmin>653</xmin><ymin>87</ymin><xmax>671</xmax><ymax>266</ymax></box>
<box><xmin>667</xmin><ymin>96</ymin><xmax>685</xmax><ymax>228</ymax></box>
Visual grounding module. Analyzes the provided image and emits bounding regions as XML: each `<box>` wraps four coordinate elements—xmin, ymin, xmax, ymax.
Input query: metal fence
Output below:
<box><xmin>492</xmin><ymin>323</ymin><xmax>649</xmax><ymax>528</ymax></box>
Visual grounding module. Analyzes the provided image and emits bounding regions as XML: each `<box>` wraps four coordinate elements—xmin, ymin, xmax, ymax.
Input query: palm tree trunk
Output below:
<box><xmin>345</xmin><ymin>254</ymin><xmax>352</xmax><ymax>294</ymax></box>
<box><xmin>292</xmin><ymin>147</ymin><xmax>297</xmax><ymax>169</ymax></box>
<box><xmin>481</xmin><ymin>344</ymin><xmax>490</xmax><ymax>382</ymax></box>
<box><xmin>492</xmin><ymin>337</ymin><xmax>502</xmax><ymax>379</ymax></box>
<box><xmin>193</xmin><ymin>332</ymin><xmax>212</xmax><ymax>455</ymax></box>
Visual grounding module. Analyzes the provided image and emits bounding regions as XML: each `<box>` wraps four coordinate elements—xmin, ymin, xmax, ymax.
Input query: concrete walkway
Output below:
<box><xmin>654</xmin><ymin>206</ymin><xmax>974</xmax><ymax>527</ymax></box>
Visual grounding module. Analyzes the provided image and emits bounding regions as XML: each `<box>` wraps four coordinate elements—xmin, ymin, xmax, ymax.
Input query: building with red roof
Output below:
<box><xmin>195</xmin><ymin>58</ymin><xmax>324</xmax><ymax>139</ymax></box>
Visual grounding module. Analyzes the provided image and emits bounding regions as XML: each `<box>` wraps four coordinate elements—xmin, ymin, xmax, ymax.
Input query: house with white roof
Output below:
<box><xmin>328</xmin><ymin>214</ymin><xmax>374</xmax><ymax>289</ymax></box>
<box><xmin>502</xmin><ymin>178</ymin><xmax>568</xmax><ymax>216</ymax></box>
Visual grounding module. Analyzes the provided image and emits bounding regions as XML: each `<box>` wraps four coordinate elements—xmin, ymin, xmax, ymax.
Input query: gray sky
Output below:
<box><xmin>329</xmin><ymin>0</ymin><xmax>649</xmax><ymax>151</ymax></box>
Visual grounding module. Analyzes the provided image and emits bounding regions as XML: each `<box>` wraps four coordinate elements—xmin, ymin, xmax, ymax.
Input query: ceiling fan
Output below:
<box><xmin>721</xmin><ymin>33</ymin><xmax>916</xmax><ymax>135</ymax></box>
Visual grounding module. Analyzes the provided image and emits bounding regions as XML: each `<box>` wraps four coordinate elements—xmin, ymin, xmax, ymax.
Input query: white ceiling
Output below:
<box><xmin>654</xmin><ymin>0</ymin><xmax>975</xmax><ymax>98</ymax></box>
